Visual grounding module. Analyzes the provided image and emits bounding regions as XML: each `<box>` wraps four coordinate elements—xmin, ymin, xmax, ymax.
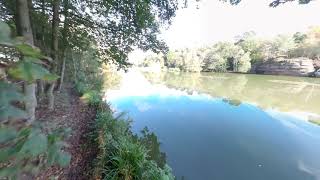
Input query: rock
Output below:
<box><xmin>315</xmin><ymin>70</ymin><xmax>320</xmax><ymax>78</ymax></box>
<box><xmin>253</xmin><ymin>57</ymin><xmax>315</xmax><ymax>77</ymax></box>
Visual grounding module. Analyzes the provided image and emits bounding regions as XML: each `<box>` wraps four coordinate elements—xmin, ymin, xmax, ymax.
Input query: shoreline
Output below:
<box><xmin>138</xmin><ymin>67</ymin><xmax>320</xmax><ymax>79</ymax></box>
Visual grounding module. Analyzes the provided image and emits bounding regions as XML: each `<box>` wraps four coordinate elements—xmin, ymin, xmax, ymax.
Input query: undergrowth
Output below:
<box><xmin>92</xmin><ymin>110</ymin><xmax>175</xmax><ymax>180</ymax></box>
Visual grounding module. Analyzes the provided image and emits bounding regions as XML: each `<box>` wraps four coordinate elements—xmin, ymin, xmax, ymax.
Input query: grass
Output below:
<box><xmin>93</xmin><ymin>110</ymin><xmax>175</xmax><ymax>180</ymax></box>
<box><xmin>80</xmin><ymin>90</ymin><xmax>101</xmax><ymax>106</ymax></box>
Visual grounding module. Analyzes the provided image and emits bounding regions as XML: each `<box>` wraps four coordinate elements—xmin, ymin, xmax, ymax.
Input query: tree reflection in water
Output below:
<box><xmin>143</xmin><ymin>71</ymin><xmax>320</xmax><ymax>118</ymax></box>
<box><xmin>134</xmin><ymin>127</ymin><xmax>167</xmax><ymax>168</ymax></box>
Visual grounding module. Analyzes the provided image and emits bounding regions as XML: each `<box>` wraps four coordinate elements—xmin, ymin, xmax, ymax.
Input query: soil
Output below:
<box><xmin>35</xmin><ymin>84</ymin><xmax>97</xmax><ymax>180</ymax></box>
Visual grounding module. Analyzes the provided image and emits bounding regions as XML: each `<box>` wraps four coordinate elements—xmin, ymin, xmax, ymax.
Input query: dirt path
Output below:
<box><xmin>36</xmin><ymin>84</ymin><xmax>97</xmax><ymax>180</ymax></box>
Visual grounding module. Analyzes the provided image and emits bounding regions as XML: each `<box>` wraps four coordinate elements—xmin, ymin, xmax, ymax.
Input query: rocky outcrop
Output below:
<box><xmin>315</xmin><ymin>70</ymin><xmax>320</xmax><ymax>78</ymax></box>
<box><xmin>252</xmin><ymin>57</ymin><xmax>315</xmax><ymax>77</ymax></box>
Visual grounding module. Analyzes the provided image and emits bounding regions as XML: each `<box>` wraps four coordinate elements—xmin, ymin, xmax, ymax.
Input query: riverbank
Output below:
<box><xmin>138</xmin><ymin>59</ymin><xmax>320</xmax><ymax>78</ymax></box>
<box><xmin>36</xmin><ymin>84</ymin><xmax>97</xmax><ymax>179</ymax></box>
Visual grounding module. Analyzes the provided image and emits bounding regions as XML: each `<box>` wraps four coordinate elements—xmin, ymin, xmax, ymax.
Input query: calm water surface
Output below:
<box><xmin>105</xmin><ymin>70</ymin><xmax>320</xmax><ymax>180</ymax></box>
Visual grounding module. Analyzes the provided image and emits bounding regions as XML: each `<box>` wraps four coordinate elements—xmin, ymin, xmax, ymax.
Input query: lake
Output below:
<box><xmin>105</xmin><ymin>70</ymin><xmax>320</xmax><ymax>180</ymax></box>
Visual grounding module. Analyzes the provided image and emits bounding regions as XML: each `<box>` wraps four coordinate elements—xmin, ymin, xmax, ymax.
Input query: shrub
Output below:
<box><xmin>0</xmin><ymin>124</ymin><xmax>71</xmax><ymax>179</ymax></box>
<box><xmin>0</xmin><ymin>23</ymin><xmax>70</xmax><ymax>178</ymax></box>
<box><xmin>81</xmin><ymin>90</ymin><xmax>102</xmax><ymax>106</ymax></box>
<box><xmin>75</xmin><ymin>81</ymin><xmax>90</xmax><ymax>95</ymax></box>
<box><xmin>93</xmin><ymin>110</ymin><xmax>175</xmax><ymax>180</ymax></box>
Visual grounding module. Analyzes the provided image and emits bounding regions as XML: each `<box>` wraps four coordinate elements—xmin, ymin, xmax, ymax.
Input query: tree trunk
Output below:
<box><xmin>48</xmin><ymin>83</ymin><xmax>55</xmax><ymax>109</ymax></box>
<box><xmin>58</xmin><ymin>51</ymin><xmax>66</xmax><ymax>91</ymax></box>
<box><xmin>41</xmin><ymin>0</ymin><xmax>46</xmax><ymax>49</ymax></box>
<box><xmin>16</xmin><ymin>0</ymin><xmax>34</xmax><ymax>45</ymax></box>
<box><xmin>48</xmin><ymin>0</ymin><xmax>60</xmax><ymax>110</ymax></box>
<box><xmin>27</xmin><ymin>0</ymin><xmax>36</xmax><ymax>40</ymax></box>
<box><xmin>37</xmin><ymin>80</ymin><xmax>45</xmax><ymax>95</ymax></box>
<box><xmin>16</xmin><ymin>0</ymin><xmax>37</xmax><ymax>122</ymax></box>
<box><xmin>37</xmin><ymin>0</ymin><xmax>46</xmax><ymax>96</ymax></box>
<box><xmin>71</xmin><ymin>51</ymin><xmax>77</xmax><ymax>82</ymax></box>
<box><xmin>57</xmin><ymin>0</ymin><xmax>69</xmax><ymax>92</ymax></box>
<box><xmin>24</xmin><ymin>83</ymin><xmax>36</xmax><ymax>121</ymax></box>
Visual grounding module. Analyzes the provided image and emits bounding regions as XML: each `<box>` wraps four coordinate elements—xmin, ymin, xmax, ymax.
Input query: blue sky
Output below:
<box><xmin>162</xmin><ymin>0</ymin><xmax>320</xmax><ymax>49</ymax></box>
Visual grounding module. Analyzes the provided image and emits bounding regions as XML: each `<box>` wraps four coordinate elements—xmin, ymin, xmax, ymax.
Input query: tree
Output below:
<box><xmin>271</xmin><ymin>35</ymin><xmax>296</xmax><ymax>57</ymax></box>
<box><xmin>237</xmin><ymin>52</ymin><xmax>251</xmax><ymax>72</ymax></box>
<box><xmin>166</xmin><ymin>50</ymin><xmax>184</xmax><ymax>69</ymax></box>
<box><xmin>15</xmin><ymin>0</ymin><xmax>37</xmax><ymax>122</ymax></box>
<box><xmin>235</xmin><ymin>32</ymin><xmax>264</xmax><ymax>63</ymax></box>
<box><xmin>196</xmin><ymin>42</ymin><xmax>252</xmax><ymax>72</ymax></box>
<box><xmin>180</xmin><ymin>48</ymin><xmax>203</xmax><ymax>72</ymax></box>
<box><xmin>14</xmin><ymin>0</ymin><xmax>178</xmax><ymax>108</ymax></box>
<box><xmin>290</xmin><ymin>26</ymin><xmax>320</xmax><ymax>59</ymax></box>
<box><xmin>140</xmin><ymin>53</ymin><xmax>165</xmax><ymax>68</ymax></box>
<box><xmin>60</xmin><ymin>0</ymin><xmax>178</xmax><ymax>67</ymax></box>
<box><xmin>203</xmin><ymin>51</ymin><xmax>227</xmax><ymax>72</ymax></box>
<box><xmin>47</xmin><ymin>0</ymin><xmax>60</xmax><ymax>110</ymax></box>
<box><xmin>293</xmin><ymin>32</ymin><xmax>307</xmax><ymax>45</ymax></box>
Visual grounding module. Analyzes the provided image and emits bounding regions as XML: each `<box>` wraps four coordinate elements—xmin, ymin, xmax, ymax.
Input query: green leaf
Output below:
<box><xmin>15</xmin><ymin>44</ymin><xmax>43</xmax><ymax>59</ymax></box>
<box><xmin>19</xmin><ymin>132</ymin><xmax>48</xmax><ymax>157</ymax></box>
<box><xmin>0</xmin><ymin>21</ymin><xmax>12</xmax><ymax>44</ymax></box>
<box><xmin>47</xmin><ymin>145</ymin><xmax>59</xmax><ymax>165</ymax></box>
<box><xmin>0</xmin><ymin>82</ymin><xmax>26</xmax><ymax>121</ymax></box>
<box><xmin>0</xmin><ymin>127</ymin><xmax>17</xmax><ymax>143</ymax></box>
<box><xmin>0</xmin><ymin>105</ymin><xmax>27</xmax><ymax>121</ymax></box>
<box><xmin>0</xmin><ymin>147</ymin><xmax>16</xmax><ymax>163</ymax></box>
<box><xmin>57</xmin><ymin>151</ymin><xmax>71</xmax><ymax>167</ymax></box>
<box><xmin>0</xmin><ymin>82</ymin><xmax>24</xmax><ymax>103</ymax></box>
<box><xmin>0</xmin><ymin>167</ymin><xmax>17</xmax><ymax>178</ymax></box>
<box><xmin>47</xmin><ymin>141</ymin><xmax>63</xmax><ymax>165</ymax></box>
<box><xmin>17</xmin><ymin>127</ymin><xmax>32</xmax><ymax>138</ymax></box>
<box><xmin>8</xmin><ymin>60</ymin><xmax>55</xmax><ymax>83</ymax></box>
<box><xmin>47</xmin><ymin>131</ymin><xmax>70</xmax><ymax>167</ymax></box>
<box><xmin>24</xmin><ymin>57</ymin><xmax>43</xmax><ymax>64</ymax></box>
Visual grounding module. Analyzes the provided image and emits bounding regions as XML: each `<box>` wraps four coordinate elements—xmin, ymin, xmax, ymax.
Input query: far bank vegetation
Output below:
<box><xmin>140</xmin><ymin>28</ymin><xmax>320</xmax><ymax>73</ymax></box>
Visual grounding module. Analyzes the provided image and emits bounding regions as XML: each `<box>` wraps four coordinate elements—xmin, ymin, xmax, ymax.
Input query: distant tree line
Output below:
<box><xmin>140</xmin><ymin>27</ymin><xmax>320</xmax><ymax>72</ymax></box>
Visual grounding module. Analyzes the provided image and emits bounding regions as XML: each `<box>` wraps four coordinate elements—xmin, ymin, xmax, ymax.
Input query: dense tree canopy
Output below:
<box><xmin>1</xmin><ymin>0</ymin><xmax>178</xmax><ymax>66</ymax></box>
